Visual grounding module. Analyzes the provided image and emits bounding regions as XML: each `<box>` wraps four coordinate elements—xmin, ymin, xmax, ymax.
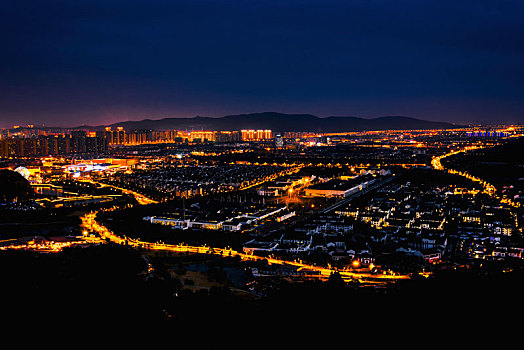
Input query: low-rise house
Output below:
<box><xmin>257</xmin><ymin>188</ymin><xmax>279</xmax><ymax>196</ymax></box>
<box><xmin>422</xmin><ymin>248</ymin><xmax>442</xmax><ymax>263</ymax></box>
<box><xmin>280</xmin><ymin>230</ymin><xmax>312</xmax><ymax>246</ymax></box>
<box><xmin>396</xmin><ymin>247</ymin><xmax>424</xmax><ymax>259</ymax></box>
<box><xmin>272</xmin><ymin>242</ymin><xmax>308</xmax><ymax>254</ymax></box>
<box><xmin>222</xmin><ymin>218</ymin><xmax>245</xmax><ymax>232</ymax></box>
<box><xmin>329</xmin><ymin>250</ymin><xmax>351</xmax><ymax>263</ymax></box>
<box><xmin>491</xmin><ymin>246</ymin><xmax>507</xmax><ymax>259</ymax></box>
<box><xmin>243</xmin><ymin>239</ymin><xmax>278</xmax><ymax>254</ymax></box>
<box><xmin>144</xmin><ymin>216</ymin><xmax>188</xmax><ymax>229</ymax></box>
<box><xmin>276</xmin><ymin>211</ymin><xmax>296</xmax><ymax>222</ymax></box>
<box><xmin>309</xmin><ymin>234</ymin><xmax>327</xmax><ymax>252</ymax></box>
<box><xmin>357</xmin><ymin>252</ymin><xmax>375</xmax><ymax>265</ymax></box>
<box><xmin>508</xmin><ymin>247</ymin><xmax>524</xmax><ymax>259</ymax></box>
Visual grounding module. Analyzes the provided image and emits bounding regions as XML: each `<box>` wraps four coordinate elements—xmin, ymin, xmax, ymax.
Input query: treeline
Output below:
<box><xmin>2</xmin><ymin>244</ymin><xmax>522</xmax><ymax>345</ymax></box>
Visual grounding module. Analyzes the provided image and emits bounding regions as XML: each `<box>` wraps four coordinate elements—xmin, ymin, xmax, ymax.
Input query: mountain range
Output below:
<box><xmin>83</xmin><ymin>112</ymin><xmax>458</xmax><ymax>132</ymax></box>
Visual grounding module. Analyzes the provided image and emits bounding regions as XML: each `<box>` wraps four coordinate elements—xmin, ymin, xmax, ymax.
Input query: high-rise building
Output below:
<box><xmin>71</xmin><ymin>131</ymin><xmax>87</xmax><ymax>153</ymax></box>
<box><xmin>103</xmin><ymin>127</ymin><xmax>114</xmax><ymax>144</ymax></box>
<box><xmin>48</xmin><ymin>136</ymin><xmax>59</xmax><ymax>155</ymax></box>
<box><xmin>275</xmin><ymin>133</ymin><xmax>284</xmax><ymax>148</ymax></box>
<box><xmin>241</xmin><ymin>129</ymin><xmax>272</xmax><ymax>141</ymax></box>
<box><xmin>0</xmin><ymin>132</ymin><xmax>107</xmax><ymax>157</ymax></box>
<box><xmin>57</xmin><ymin>135</ymin><xmax>71</xmax><ymax>154</ymax></box>
<box><xmin>85</xmin><ymin>134</ymin><xmax>107</xmax><ymax>153</ymax></box>
<box><xmin>216</xmin><ymin>131</ymin><xmax>241</xmax><ymax>143</ymax></box>
<box><xmin>98</xmin><ymin>127</ymin><xmax>125</xmax><ymax>145</ymax></box>
<box><xmin>0</xmin><ymin>139</ymin><xmax>8</xmax><ymax>158</ymax></box>
<box><xmin>37</xmin><ymin>136</ymin><xmax>49</xmax><ymax>155</ymax></box>
<box><xmin>116</xmin><ymin>127</ymin><xmax>125</xmax><ymax>144</ymax></box>
<box><xmin>188</xmin><ymin>131</ymin><xmax>216</xmax><ymax>143</ymax></box>
<box><xmin>23</xmin><ymin>138</ymin><xmax>38</xmax><ymax>156</ymax></box>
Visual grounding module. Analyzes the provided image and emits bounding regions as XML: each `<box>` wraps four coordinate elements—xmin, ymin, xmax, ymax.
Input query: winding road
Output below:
<box><xmin>431</xmin><ymin>145</ymin><xmax>520</xmax><ymax>208</ymax></box>
<box><xmin>80</xmin><ymin>180</ymin><xmax>411</xmax><ymax>285</ymax></box>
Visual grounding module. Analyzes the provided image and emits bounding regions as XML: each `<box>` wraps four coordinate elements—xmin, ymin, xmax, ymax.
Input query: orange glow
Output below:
<box><xmin>79</xmin><ymin>211</ymin><xmax>411</xmax><ymax>285</ymax></box>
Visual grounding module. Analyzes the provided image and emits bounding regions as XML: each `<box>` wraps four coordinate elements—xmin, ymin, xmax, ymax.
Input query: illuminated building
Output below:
<box><xmin>0</xmin><ymin>138</ymin><xmax>7</xmax><ymax>157</ymax></box>
<box><xmin>275</xmin><ymin>133</ymin><xmax>284</xmax><ymax>148</ymax></box>
<box><xmin>14</xmin><ymin>166</ymin><xmax>30</xmax><ymax>179</ymax></box>
<box><xmin>188</xmin><ymin>131</ymin><xmax>216</xmax><ymax>143</ymax></box>
<box><xmin>116</xmin><ymin>127</ymin><xmax>125</xmax><ymax>144</ymax></box>
<box><xmin>126</xmin><ymin>129</ymin><xmax>150</xmax><ymax>144</ymax></box>
<box><xmin>101</xmin><ymin>127</ymin><xmax>125</xmax><ymax>145</ymax></box>
<box><xmin>104</xmin><ymin>127</ymin><xmax>114</xmax><ymax>144</ymax></box>
<box><xmin>0</xmin><ymin>131</ymin><xmax>107</xmax><ymax>157</ymax></box>
<box><xmin>241</xmin><ymin>129</ymin><xmax>253</xmax><ymax>140</ymax></box>
<box><xmin>71</xmin><ymin>130</ymin><xmax>87</xmax><ymax>153</ymax></box>
<box><xmin>466</xmin><ymin>130</ymin><xmax>510</xmax><ymax>137</ymax></box>
<box><xmin>241</xmin><ymin>129</ymin><xmax>273</xmax><ymax>141</ymax></box>
<box><xmin>216</xmin><ymin>131</ymin><xmax>241</xmax><ymax>143</ymax></box>
<box><xmin>276</xmin><ymin>211</ymin><xmax>296</xmax><ymax>222</ymax></box>
<box><xmin>305</xmin><ymin>177</ymin><xmax>376</xmax><ymax>198</ymax></box>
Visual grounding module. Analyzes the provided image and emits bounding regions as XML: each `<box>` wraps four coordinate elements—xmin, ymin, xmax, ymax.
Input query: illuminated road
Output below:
<box><xmin>77</xmin><ymin>168</ymin><xmax>410</xmax><ymax>284</ymax></box>
<box><xmin>238</xmin><ymin>164</ymin><xmax>302</xmax><ymax>190</ymax></box>
<box><xmin>80</xmin><ymin>211</ymin><xmax>410</xmax><ymax>284</ymax></box>
<box><xmin>431</xmin><ymin>145</ymin><xmax>484</xmax><ymax>171</ymax></box>
<box><xmin>79</xmin><ymin>179</ymin><xmax>159</xmax><ymax>205</ymax></box>
<box><xmin>0</xmin><ymin>234</ymin><xmax>103</xmax><ymax>253</ymax></box>
<box><xmin>432</xmin><ymin>145</ymin><xmax>520</xmax><ymax>208</ymax></box>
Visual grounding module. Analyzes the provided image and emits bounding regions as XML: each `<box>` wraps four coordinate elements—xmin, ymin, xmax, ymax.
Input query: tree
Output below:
<box><xmin>327</xmin><ymin>271</ymin><xmax>345</xmax><ymax>288</ymax></box>
<box><xmin>0</xmin><ymin>169</ymin><xmax>34</xmax><ymax>203</ymax></box>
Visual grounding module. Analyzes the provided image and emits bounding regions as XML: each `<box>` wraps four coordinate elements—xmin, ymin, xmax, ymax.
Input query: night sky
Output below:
<box><xmin>1</xmin><ymin>0</ymin><xmax>523</xmax><ymax>128</ymax></box>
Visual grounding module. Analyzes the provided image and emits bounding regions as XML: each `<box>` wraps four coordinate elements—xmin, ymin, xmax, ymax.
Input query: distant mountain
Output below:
<box><xmin>85</xmin><ymin>112</ymin><xmax>459</xmax><ymax>132</ymax></box>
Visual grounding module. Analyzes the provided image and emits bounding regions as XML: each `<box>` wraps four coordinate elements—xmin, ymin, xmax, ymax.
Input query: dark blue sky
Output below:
<box><xmin>1</xmin><ymin>0</ymin><xmax>523</xmax><ymax>128</ymax></box>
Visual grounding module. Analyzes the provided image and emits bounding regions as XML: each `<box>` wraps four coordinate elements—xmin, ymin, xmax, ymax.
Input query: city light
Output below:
<box><xmin>3</xmin><ymin>0</ymin><xmax>524</xmax><ymax>331</ymax></box>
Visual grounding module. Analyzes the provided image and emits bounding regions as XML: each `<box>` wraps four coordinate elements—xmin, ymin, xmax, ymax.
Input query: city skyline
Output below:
<box><xmin>2</xmin><ymin>0</ymin><xmax>524</xmax><ymax>128</ymax></box>
<box><xmin>2</xmin><ymin>117</ymin><xmax>523</xmax><ymax>335</ymax></box>
<box><xmin>2</xmin><ymin>0</ymin><xmax>524</xmax><ymax>337</ymax></box>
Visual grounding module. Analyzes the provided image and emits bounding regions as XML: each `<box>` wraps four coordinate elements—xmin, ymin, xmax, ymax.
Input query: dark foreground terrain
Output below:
<box><xmin>1</xmin><ymin>244</ymin><xmax>523</xmax><ymax>347</ymax></box>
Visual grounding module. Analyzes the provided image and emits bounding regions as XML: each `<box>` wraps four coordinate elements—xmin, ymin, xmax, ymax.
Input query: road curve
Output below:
<box><xmin>81</xmin><ymin>211</ymin><xmax>410</xmax><ymax>284</ymax></box>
